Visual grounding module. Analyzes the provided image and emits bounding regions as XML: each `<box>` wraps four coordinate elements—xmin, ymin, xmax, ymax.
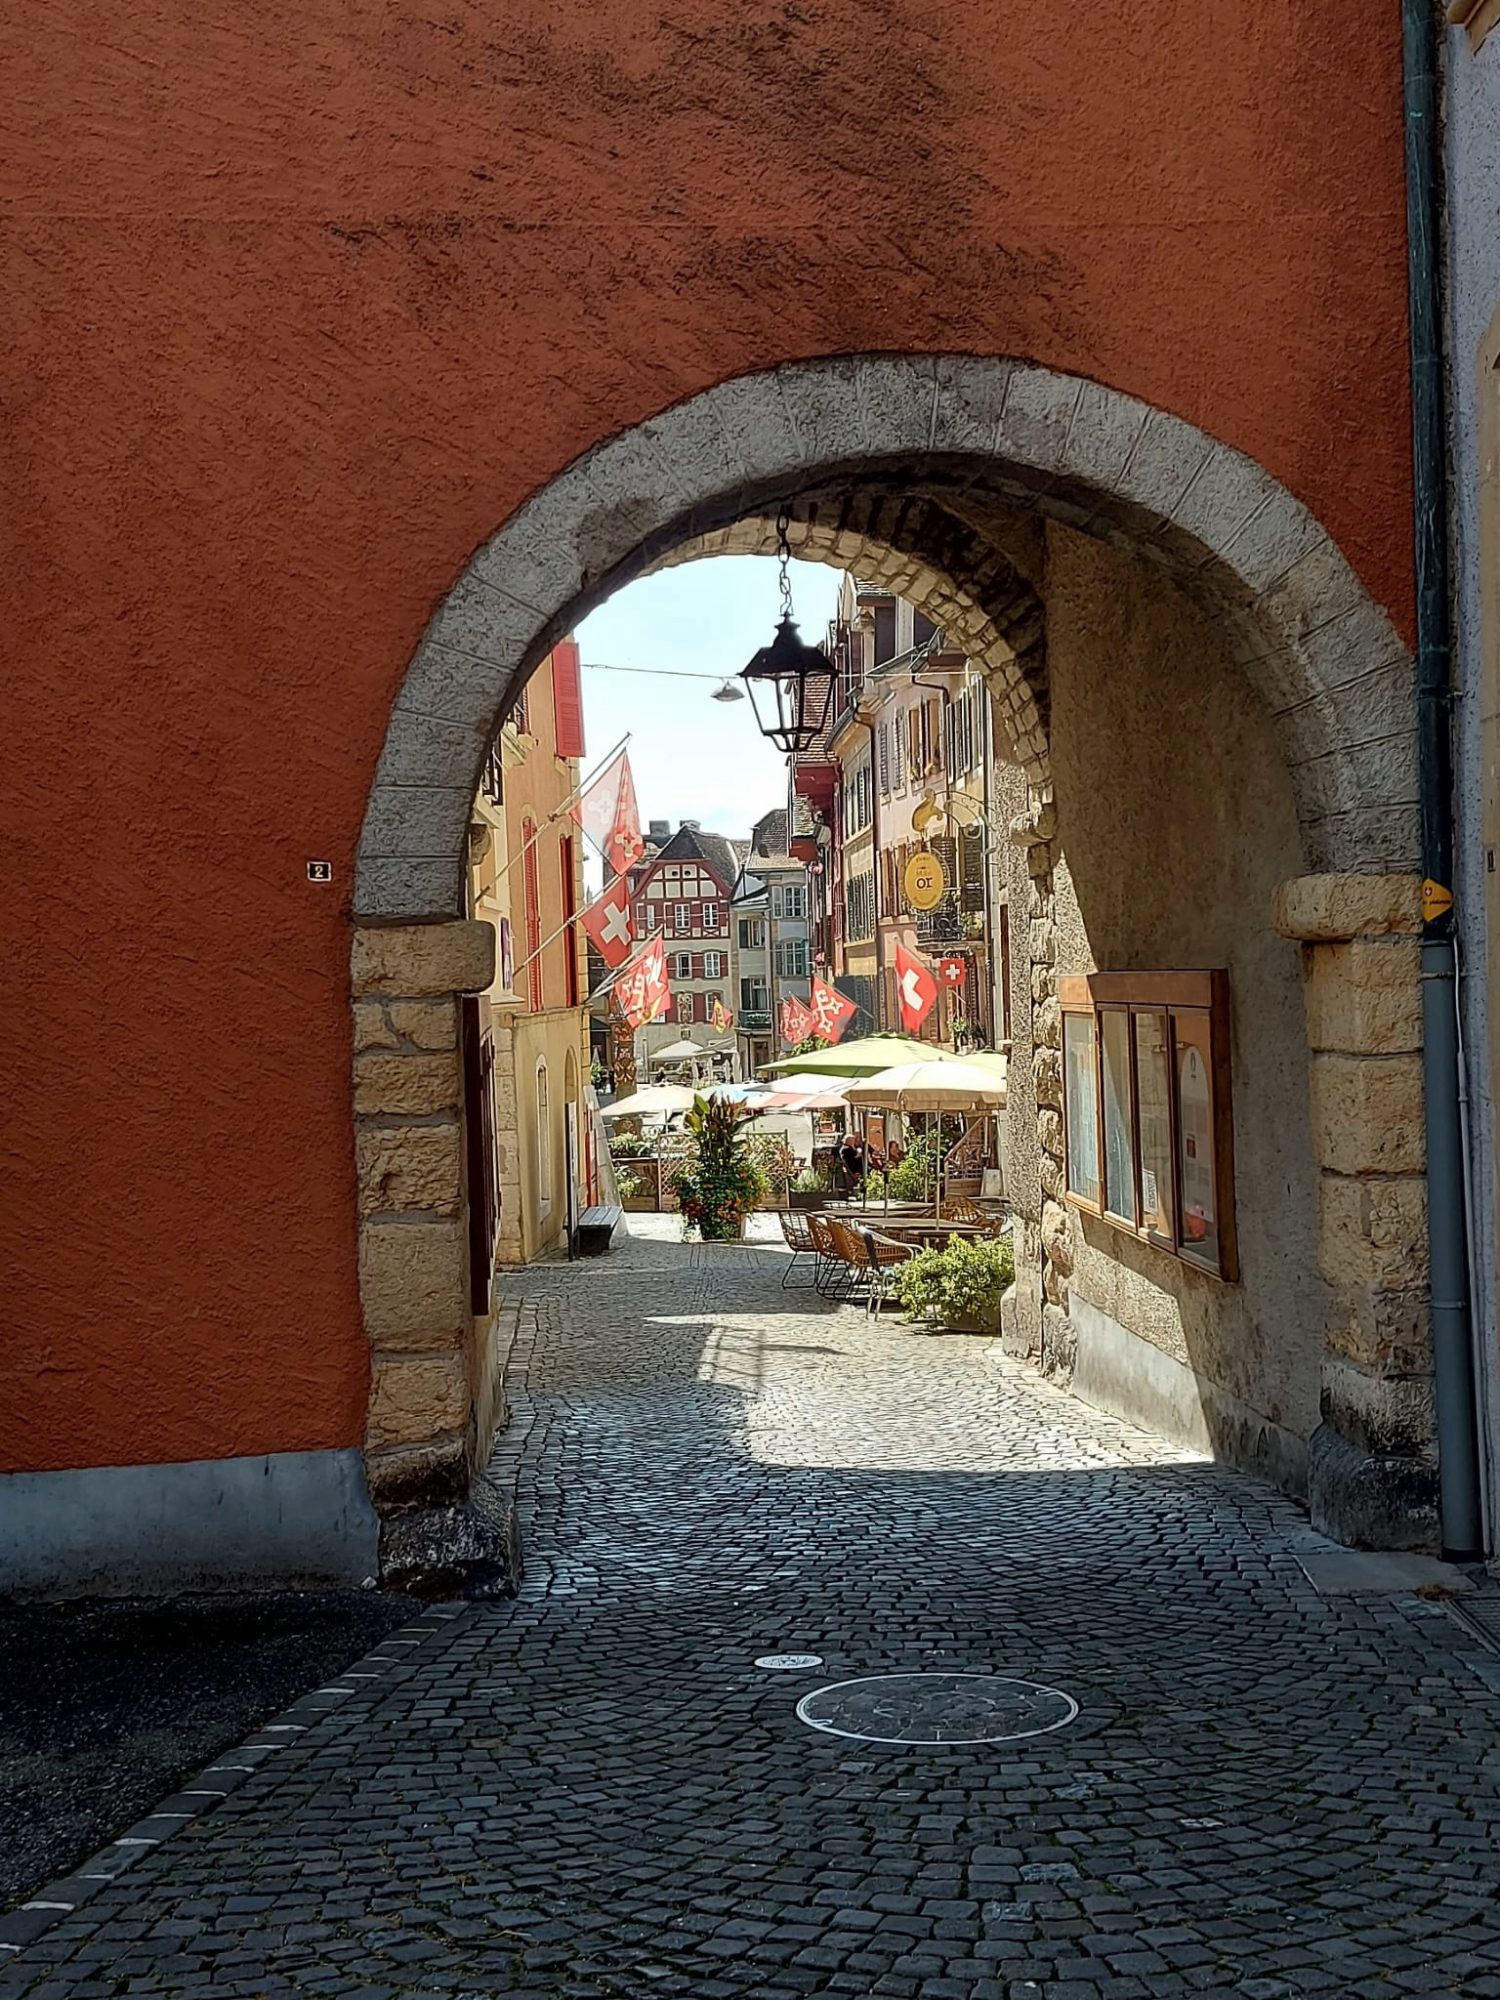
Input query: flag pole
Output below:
<box><xmin>485</xmin><ymin>733</ymin><xmax>632</xmax><ymax>892</ymax></box>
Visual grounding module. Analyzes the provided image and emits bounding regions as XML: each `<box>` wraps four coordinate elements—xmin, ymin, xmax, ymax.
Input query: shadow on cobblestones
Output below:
<box><xmin>6</xmin><ymin>1222</ymin><xmax>1500</xmax><ymax>1999</ymax></box>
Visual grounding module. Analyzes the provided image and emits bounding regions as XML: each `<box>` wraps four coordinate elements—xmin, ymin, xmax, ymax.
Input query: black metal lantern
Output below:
<box><xmin>738</xmin><ymin>510</ymin><xmax>837</xmax><ymax>754</ymax></box>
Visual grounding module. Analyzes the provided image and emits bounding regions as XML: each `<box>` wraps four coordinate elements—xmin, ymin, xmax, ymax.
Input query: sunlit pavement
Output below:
<box><xmin>8</xmin><ymin>1216</ymin><xmax>1500</xmax><ymax>1999</ymax></box>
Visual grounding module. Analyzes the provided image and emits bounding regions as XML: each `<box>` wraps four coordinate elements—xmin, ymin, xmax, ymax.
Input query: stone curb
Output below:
<box><xmin>0</xmin><ymin>1601</ymin><xmax>473</xmax><ymax>1966</ymax></box>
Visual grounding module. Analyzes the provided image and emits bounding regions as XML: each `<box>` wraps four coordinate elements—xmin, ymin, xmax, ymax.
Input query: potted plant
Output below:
<box><xmin>614</xmin><ymin>1167</ymin><xmax>653</xmax><ymax>1213</ymax></box>
<box><xmin>890</xmin><ymin>1234</ymin><xmax>1015</xmax><ymax>1335</ymax></box>
<box><xmin>669</xmin><ymin>1094</ymin><xmax>767</xmax><ymax>1241</ymax></box>
<box><xmin>788</xmin><ymin>1165</ymin><xmax>833</xmax><ymax>1211</ymax></box>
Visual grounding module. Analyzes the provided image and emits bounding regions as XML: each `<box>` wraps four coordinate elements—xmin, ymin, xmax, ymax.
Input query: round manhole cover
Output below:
<box><xmin>755</xmin><ymin>1653</ymin><xmax>824</xmax><ymax>1671</ymax></box>
<box><xmin>795</xmin><ymin>1672</ymin><xmax>1078</xmax><ymax>1745</ymax></box>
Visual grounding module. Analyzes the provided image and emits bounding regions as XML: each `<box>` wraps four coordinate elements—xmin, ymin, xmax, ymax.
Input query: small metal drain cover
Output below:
<box><xmin>796</xmin><ymin>1672</ymin><xmax>1077</xmax><ymax>1745</ymax></box>
<box><xmin>755</xmin><ymin>1653</ymin><xmax>824</xmax><ymax>1671</ymax></box>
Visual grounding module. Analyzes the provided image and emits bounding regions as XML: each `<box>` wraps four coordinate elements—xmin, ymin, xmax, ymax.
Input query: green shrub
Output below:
<box><xmin>865</xmin><ymin>1134</ymin><xmax>944</xmax><ymax>1204</ymax></box>
<box><xmin>890</xmin><ymin>1234</ymin><xmax>1015</xmax><ymax>1332</ymax></box>
<box><xmin>791</xmin><ymin>1165</ymin><xmax>831</xmax><ymax>1194</ymax></box>
<box><xmin>614</xmin><ymin>1168</ymin><xmax>645</xmax><ymax>1202</ymax></box>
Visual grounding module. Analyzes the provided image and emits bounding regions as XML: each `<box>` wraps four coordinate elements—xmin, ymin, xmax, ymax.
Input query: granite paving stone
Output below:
<box><xmin>4</xmin><ymin>1217</ymin><xmax>1500</xmax><ymax>1996</ymax></box>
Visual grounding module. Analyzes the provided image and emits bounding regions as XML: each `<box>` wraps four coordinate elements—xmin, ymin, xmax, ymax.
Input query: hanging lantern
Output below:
<box><xmin>738</xmin><ymin>510</ymin><xmax>837</xmax><ymax>754</ymax></box>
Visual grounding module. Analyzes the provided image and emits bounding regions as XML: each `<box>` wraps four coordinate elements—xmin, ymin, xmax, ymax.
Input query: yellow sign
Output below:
<box><xmin>1422</xmin><ymin>878</ymin><xmax>1454</xmax><ymax>922</ymax></box>
<box><xmin>904</xmin><ymin>850</ymin><xmax>947</xmax><ymax>912</ymax></box>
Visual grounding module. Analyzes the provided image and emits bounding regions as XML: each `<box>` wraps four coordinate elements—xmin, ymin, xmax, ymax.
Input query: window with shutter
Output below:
<box><xmin>549</xmin><ymin>639</ymin><xmax>586</xmax><ymax>760</ymax></box>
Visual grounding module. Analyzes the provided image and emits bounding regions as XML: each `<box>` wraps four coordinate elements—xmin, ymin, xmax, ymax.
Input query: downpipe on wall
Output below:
<box><xmin>1404</xmin><ymin>0</ymin><xmax>1486</xmax><ymax>1559</ymax></box>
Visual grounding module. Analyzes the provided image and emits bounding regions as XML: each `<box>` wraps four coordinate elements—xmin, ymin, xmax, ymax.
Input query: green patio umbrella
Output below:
<box><xmin>758</xmin><ymin>1032</ymin><xmax>936</xmax><ymax>1079</ymax></box>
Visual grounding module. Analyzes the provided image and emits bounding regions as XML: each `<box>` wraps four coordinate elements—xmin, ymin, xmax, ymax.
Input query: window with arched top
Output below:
<box><xmin>535</xmin><ymin>1059</ymin><xmax>551</xmax><ymax>1217</ymax></box>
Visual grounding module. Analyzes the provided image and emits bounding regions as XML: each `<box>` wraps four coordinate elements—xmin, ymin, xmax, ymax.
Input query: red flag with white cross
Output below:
<box><xmin>894</xmin><ymin>942</ymin><xmax>939</xmax><ymax>1033</ymax></box>
<box><xmin>807</xmin><ymin>976</ymin><xmax>857</xmax><ymax>1044</ymax></box>
<box><xmin>938</xmin><ymin>956</ymin><xmax>967</xmax><ymax>991</ymax></box>
<box><xmin>581</xmin><ymin>877</ymin><xmax>633</xmax><ymax>969</ymax></box>
<box><xmin>616</xmin><ymin>937</ymin><xmax>669</xmax><ymax>1029</ymax></box>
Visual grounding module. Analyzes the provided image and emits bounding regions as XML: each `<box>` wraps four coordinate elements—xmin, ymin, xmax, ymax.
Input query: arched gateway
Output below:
<box><xmin>355</xmin><ymin>355</ymin><xmax>1432</xmax><ymax>1568</ymax></box>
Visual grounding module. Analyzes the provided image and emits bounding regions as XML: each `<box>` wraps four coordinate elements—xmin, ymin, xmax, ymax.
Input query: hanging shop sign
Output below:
<box><xmin>903</xmin><ymin>850</ymin><xmax>947</xmax><ymax>913</ymax></box>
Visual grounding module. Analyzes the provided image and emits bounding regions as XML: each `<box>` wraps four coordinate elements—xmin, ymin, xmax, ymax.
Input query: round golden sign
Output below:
<box><xmin>904</xmin><ymin>850</ymin><xmax>947</xmax><ymax>912</ymax></box>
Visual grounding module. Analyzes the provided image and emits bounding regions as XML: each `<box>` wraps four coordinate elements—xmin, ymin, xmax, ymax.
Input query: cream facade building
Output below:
<box><xmin>468</xmin><ymin>643</ymin><xmax>592</xmax><ymax>1271</ymax></box>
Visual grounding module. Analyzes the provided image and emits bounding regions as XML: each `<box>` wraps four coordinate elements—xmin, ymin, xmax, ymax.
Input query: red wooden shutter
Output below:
<box><xmin>551</xmin><ymin>639</ymin><xmax>586</xmax><ymax>760</ymax></box>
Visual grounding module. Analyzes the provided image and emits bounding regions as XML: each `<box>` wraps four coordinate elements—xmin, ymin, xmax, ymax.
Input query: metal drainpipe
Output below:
<box><xmin>1403</xmin><ymin>0</ymin><xmax>1485</xmax><ymax>1559</ymax></box>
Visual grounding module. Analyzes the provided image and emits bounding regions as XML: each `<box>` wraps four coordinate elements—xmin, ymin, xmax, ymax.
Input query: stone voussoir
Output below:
<box><xmin>352</xmin><ymin>920</ymin><xmax>496</xmax><ymax>997</ymax></box>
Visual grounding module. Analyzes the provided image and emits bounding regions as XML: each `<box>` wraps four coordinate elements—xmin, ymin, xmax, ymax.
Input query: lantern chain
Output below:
<box><xmin>776</xmin><ymin>506</ymin><xmax>794</xmax><ymax>622</ymax></box>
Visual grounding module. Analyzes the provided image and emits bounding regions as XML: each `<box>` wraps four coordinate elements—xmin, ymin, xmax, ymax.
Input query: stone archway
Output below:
<box><xmin>353</xmin><ymin>354</ymin><xmax>1431</xmax><ymax>1555</ymax></box>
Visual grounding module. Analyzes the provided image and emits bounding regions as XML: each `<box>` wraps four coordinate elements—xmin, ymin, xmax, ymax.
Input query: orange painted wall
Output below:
<box><xmin>1</xmin><ymin>3</ymin><xmax>1414</xmax><ymax>1474</ymax></box>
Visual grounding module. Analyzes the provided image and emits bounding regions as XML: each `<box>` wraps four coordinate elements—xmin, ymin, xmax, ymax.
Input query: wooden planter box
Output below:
<box><xmin>610</xmin><ymin>1157</ymin><xmax>677</xmax><ymax>1211</ymax></box>
<box><xmin>788</xmin><ymin>1189</ymin><xmax>833</xmax><ymax>1211</ymax></box>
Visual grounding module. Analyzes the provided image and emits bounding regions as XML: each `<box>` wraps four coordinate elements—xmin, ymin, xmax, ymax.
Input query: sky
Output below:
<box><xmin>574</xmin><ymin>556</ymin><xmax>842</xmax><ymax>865</ymax></box>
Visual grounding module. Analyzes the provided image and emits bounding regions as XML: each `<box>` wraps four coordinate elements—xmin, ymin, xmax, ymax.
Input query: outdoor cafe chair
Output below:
<box><xmin>775</xmin><ymin>1209</ymin><xmax>818</xmax><ymax>1289</ymax></box>
<box><xmin>862</xmin><ymin>1228</ymin><xmax>916</xmax><ymax>1316</ymax></box>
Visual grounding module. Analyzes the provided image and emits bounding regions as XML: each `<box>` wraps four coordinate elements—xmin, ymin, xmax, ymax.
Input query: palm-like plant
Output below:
<box><xmin>670</xmin><ymin>1094</ymin><xmax>767</xmax><ymax>1239</ymax></box>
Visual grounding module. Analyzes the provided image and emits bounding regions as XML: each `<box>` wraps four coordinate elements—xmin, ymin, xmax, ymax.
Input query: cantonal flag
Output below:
<box><xmin>616</xmin><ymin>936</ymin><xmax>669</xmax><ymax>1029</ymax></box>
<box><xmin>572</xmin><ymin>749</ymin><xmax>644</xmax><ymax>878</ymax></box>
<box><xmin>806</xmin><ymin>976</ymin><xmax>857</xmax><ymax>1045</ymax></box>
<box><xmin>779</xmin><ymin>995</ymin><xmax>813</xmax><ymax>1046</ymax></box>
<box><xmin>606</xmin><ymin>754</ymin><xmax>644</xmax><ymax>877</ymax></box>
<box><xmin>580</xmin><ymin>876</ymin><xmax>633</xmax><ymax>969</ymax></box>
<box><xmin>893</xmin><ymin>942</ymin><xmax>939</xmax><ymax>1034</ymax></box>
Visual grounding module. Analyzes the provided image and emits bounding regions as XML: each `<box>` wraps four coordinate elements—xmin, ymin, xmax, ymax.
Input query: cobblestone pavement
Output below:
<box><xmin>8</xmin><ymin>1218</ymin><xmax>1500</xmax><ymax>1999</ymax></box>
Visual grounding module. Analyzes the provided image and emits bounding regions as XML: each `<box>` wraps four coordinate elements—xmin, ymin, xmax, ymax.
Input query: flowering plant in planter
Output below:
<box><xmin>669</xmin><ymin>1094</ymin><xmax>767</xmax><ymax>1240</ymax></box>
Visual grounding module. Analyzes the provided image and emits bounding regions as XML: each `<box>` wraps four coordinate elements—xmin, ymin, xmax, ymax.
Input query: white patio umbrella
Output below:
<box><xmin>599</xmin><ymin>1084</ymin><xmax>698</xmax><ymax>1120</ymax></box>
<box><xmin>843</xmin><ymin>1057</ymin><xmax>1007</xmax><ymax>1114</ymax></box>
<box><xmin>844</xmin><ymin>1058</ymin><xmax>1007</xmax><ymax>1210</ymax></box>
<box><xmin>651</xmin><ymin>1039</ymin><xmax>711</xmax><ymax>1062</ymax></box>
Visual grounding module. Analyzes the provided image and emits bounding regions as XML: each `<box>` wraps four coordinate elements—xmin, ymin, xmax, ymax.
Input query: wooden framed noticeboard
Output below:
<box><xmin>1058</xmin><ymin>970</ymin><xmax>1237</xmax><ymax>1282</ymax></box>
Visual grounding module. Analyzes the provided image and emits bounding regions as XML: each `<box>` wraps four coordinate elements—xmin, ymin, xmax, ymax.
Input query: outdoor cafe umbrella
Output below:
<box><xmin>844</xmin><ymin>1057</ymin><xmax>1007</xmax><ymax>1209</ymax></box>
<box><xmin>759</xmin><ymin>1032</ymin><xmax>934</xmax><ymax>1080</ymax></box>
<box><xmin>843</xmin><ymin>1057</ymin><xmax>1007</xmax><ymax>1114</ymax></box>
<box><xmin>598</xmin><ymin>1084</ymin><xmax>698</xmax><ymax>1120</ymax></box>
<box><xmin>650</xmin><ymin>1039</ymin><xmax>711</xmax><ymax>1063</ymax></box>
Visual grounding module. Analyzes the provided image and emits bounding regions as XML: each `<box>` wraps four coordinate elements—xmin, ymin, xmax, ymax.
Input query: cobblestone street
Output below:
<box><xmin>8</xmin><ymin>1220</ymin><xmax>1500</xmax><ymax>1998</ymax></box>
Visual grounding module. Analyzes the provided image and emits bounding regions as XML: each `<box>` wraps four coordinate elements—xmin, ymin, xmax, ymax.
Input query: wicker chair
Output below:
<box><xmin>807</xmin><ymin>1211</ymin><xmax>853</xmax><ymax>1297</ymax></box>
<box><xmin>862</xmin><ymin>1228</ymin><xmax>916</xmax><ymax>1315</ymax></box>
<box><xmin>941</xmin><ymin>1194</ymin><xmax>1009</xmax><ymax>1235</ymax></box>
<box><xmin>776</xmin><ymin>1209</ymin><xmax>818</xmax><ymax>1288</ymax></box>
<box><xmin>824</xmin><ymin>1216</ymin><xmax>876</xmax><ymax>1302</ymax></box>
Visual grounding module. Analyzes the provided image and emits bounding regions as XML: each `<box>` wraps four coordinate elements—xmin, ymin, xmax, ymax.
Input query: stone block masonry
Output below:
<box><xmin>1276</xmin><ymin>873</ymin><xmax>1438</xmax><ymax>1546</ymax></box>
<box><xmin>350</xmin><ymin>921</ymin><xmax>494</xmax><ymax>1518</ymax></box>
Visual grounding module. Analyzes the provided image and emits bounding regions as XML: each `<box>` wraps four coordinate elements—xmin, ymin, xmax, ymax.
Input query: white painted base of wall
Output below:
<box><xmin>0</xmin><ymin>1448</ymin><xmax>381</xmax><ymax>1597</ymax></box>
<box><xmin>1069</xmin><ymin>1297</ymin><xmax>1309</xmax><ymax>1499</ymax></box>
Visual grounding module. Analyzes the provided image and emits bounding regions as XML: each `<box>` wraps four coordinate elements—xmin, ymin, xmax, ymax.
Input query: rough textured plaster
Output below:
<box><xmin>1046</xmin><ymin>528</ymin><xmax>1324</xmax><ymax>1449</ymax></box>
<box><xmin>4</xmin><ymin>3</ymin><xmax>1415</xmax><ymax>1477</ymax></box>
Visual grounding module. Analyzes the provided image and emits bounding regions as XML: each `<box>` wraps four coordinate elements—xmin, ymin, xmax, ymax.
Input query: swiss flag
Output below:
<box><xmin>938</xmin><ymin>956</ymin><xmax>967</xmax><ymax>990</ymax></box>
<box><xmin>807</xmin><ymin>976</ymin><xmax>857</xmax><ymax>1044</ymax></box>
<box><xmin>581</xmin><ymin>877</ymin><xmax>633</xmax><ymax>969</ymax></box>
<box><xmin>893</xmin><ymin>943</ymin><xmax>939</xmax><ymax>1033</ymax></box>
<box><xmin>616</xmin><ymin>937</ymin><xmax>669</xmax><ymax>1029</ymax></box>
<box><xmin>780</xmin><ymin>996</ymin><xmax>813</xmax><ymax>1046</ymax></box>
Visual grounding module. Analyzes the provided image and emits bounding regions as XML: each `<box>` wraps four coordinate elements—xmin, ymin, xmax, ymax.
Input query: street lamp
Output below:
<box><xmin>738</xmin><ymin>510</ymin><xmax>836</xmax><ymax>754</ymax></box>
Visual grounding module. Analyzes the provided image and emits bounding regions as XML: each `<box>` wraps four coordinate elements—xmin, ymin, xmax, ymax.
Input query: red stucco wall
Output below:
<box><xmin>1</xmin><ymin>3</ymin><xmax>1414</xmax><ymax>1474</ymax></box>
